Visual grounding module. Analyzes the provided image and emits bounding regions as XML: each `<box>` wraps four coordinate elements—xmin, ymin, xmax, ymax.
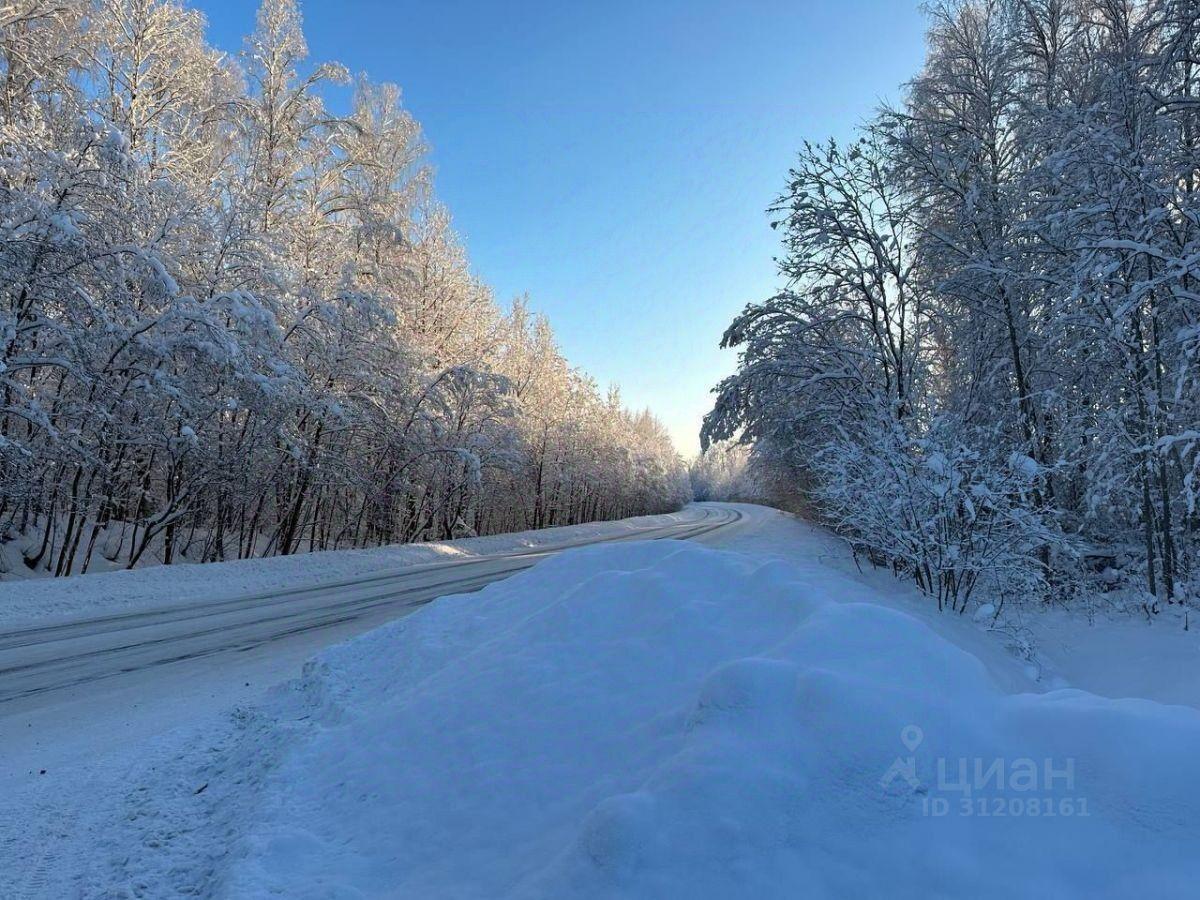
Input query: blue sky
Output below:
<box><xmin>196</xmin><ymin>0</ymin><xmax>927</xmax><ymax>456</ymax></box>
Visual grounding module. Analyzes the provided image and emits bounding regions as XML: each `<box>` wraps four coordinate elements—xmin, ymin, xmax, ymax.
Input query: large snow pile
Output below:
<box><xmin>208</xmin><ymin>540</ymin><xmax>1200</xmax><ymax>898</ymax></box>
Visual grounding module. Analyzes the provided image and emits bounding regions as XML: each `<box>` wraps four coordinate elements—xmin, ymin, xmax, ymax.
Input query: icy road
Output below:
<box><xmin>0</xmin><ymin>506</ymin><xmax>741</xmax><ymax>705</ymax></box>
<box><xmin>0</xmin><ymin>505</ymin><xmax>744</xmax><ymax>783</ymax></box>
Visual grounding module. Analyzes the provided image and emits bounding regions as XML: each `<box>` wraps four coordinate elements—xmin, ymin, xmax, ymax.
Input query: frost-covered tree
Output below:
<box><xmin>709</xmin><ymin>0</ymin><xmax>1200</xmax><ymax>614</ymax></box>
<box><xmin>689</xmin><ymin>443</ymin><xmax>767</xmax><ymax>503</ymax></box>
<box><xmin>0</xmin><ymin>0</ymin><xmax>688</xmax><ymax>578</ymax></box>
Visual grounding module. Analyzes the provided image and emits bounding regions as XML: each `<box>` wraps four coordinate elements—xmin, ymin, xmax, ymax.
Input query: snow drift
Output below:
<box><xmin>216</xmin><ymin>540</ymin><xmax>1199</xmax><ymax>898</ymax></box>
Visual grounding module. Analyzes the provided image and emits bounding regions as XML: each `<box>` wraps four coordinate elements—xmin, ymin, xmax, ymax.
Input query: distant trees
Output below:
<box><xmin>707</xmin><ymin>0</ymin><xmax>1200</xmax><ymax>613</ymax></box>
<box><xmin>0</xmin><ymin>0</ymin><xmax>689</xmax><ymax>578</ymax></box>
<box><xmin>690</xmin><ymin>443</ymin><xmax>755</xmax><ymax>503</ymax></box>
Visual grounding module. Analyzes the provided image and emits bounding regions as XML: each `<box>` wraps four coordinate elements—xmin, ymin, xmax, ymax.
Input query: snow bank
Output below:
<box><xmin>0</xmin><ymin>509</ymin><xmax>701</xmax><ymax>630</ymax></box>
<box><xmin>222</xmin><ymin>541</ymin><xmax>1199</xmax><ymax>898</ymax></box>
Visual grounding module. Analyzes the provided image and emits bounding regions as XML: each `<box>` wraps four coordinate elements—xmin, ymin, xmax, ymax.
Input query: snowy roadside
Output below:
<box><xmin>0</xmin><ymin>507</ymin><xmax>702</xmax><ymax>631</ymax></box>
<box><xmin>8</xmin><ymin>527</ymin><xmax>1197</xmax><ymax>898</ymax></box>
<box><xmin>713</xmin><ymin>506</ymin><xmax>1200</xmax><ymax>711</ymax></box>
<box><xmin>219</xmin><ymin>540</ymin><xmax>1200</xmax><ymax>898</ymax></box>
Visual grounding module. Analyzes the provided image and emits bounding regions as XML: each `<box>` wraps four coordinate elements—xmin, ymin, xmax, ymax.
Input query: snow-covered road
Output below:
<box><xmin>0</xmin><ymin>505</ymin><xmax>745</xmax><ymax>791</ymax></box>
<box><xmin>0</xmin><ymin>506</ymin><xmax>740</xmax><ymax>706</ymax></box>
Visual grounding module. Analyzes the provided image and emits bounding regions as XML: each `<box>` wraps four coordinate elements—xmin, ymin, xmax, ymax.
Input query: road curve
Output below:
<box><xmin>0</xmin><ymin>506</ymin><xmax>743</xmax><ymax>705</ymax></box>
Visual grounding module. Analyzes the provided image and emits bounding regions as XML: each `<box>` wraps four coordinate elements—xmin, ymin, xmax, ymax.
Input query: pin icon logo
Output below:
<box><xmin>901</xmin><ymin>725</ymin><xmax>923</xmax><ymax>752</ymax></box>
<box><xmin>880</xmin><ymin>725</ymin><xmax>924</xmax><ymax>791</ymax></box>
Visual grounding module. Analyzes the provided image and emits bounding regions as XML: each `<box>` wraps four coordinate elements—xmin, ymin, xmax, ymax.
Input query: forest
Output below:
<box><xmin>706</xmin><ymin>0</ymin><xmax>1200</xmax><ymax>615</ymax></box>
<box><xmin>0</xmin><ymin>0</ymin><xmax>689</xmax><ymax>578</ymax></box>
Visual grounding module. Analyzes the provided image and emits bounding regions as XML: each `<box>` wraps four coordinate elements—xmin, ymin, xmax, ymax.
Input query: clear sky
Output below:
<box><xmin>195</xmin><ymin>0</ymin><xmax>928</xmax><ymax>457</ymax></box>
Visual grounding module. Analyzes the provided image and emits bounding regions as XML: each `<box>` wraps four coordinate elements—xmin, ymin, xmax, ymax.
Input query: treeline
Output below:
<box><xmin>707</xmin><ymin>0</ymin><xmax>1200</xmax><ymax>614</ymax></box>
<box><xmin>688</xmin><ymin>443</ymin><xmax>766</xmax><ymax>504</ymax></box>
<box><xmin>0</xmin><ymin>0</ymin><xmax>688</xmax><ymax>578</ymax></box>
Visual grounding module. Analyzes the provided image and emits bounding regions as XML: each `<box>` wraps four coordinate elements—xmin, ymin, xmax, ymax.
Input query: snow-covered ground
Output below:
<box><xmin>3</xmin><ymin>504</ymin><xmax>1198</xmax><ymax>898</ymax></box>
<box><xmin>713</xmin><ymin>508</ymin><xmax>1200</xmax><ymax>711</ymax></box>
